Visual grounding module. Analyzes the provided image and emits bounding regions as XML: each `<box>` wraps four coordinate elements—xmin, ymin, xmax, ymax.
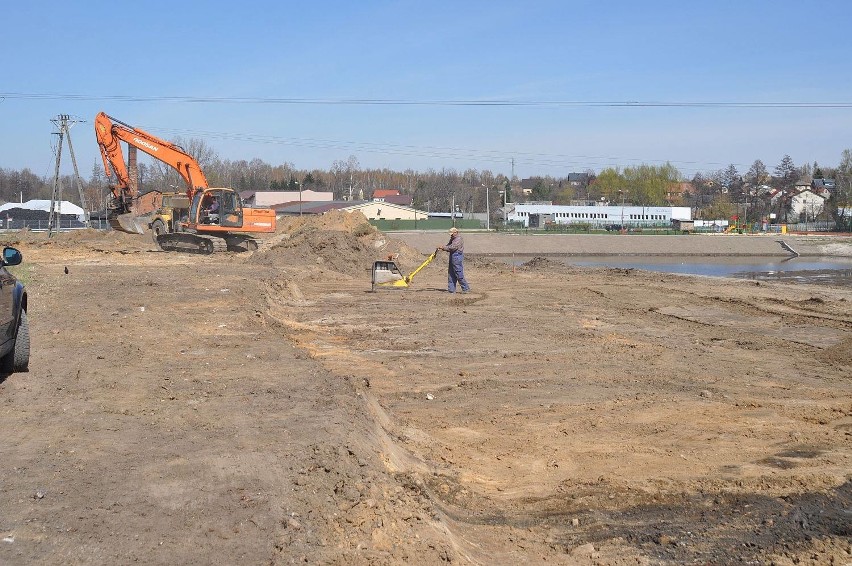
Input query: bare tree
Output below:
<box><xmin>746</xmin><ymin>160</ymin><xmax>769</xmax><ymax>188</ymax></box>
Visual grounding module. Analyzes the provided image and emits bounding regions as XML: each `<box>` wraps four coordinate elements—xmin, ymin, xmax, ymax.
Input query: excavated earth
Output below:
<box><xmin>1</xmin><ymin>213</ymin><xmax>850</xmax><ymax>565</ymax></box>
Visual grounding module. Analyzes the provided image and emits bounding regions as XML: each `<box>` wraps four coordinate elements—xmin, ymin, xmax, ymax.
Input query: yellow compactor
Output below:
<box><xmin>371</xmin><ymin>250</ymin><xmax>438</xmax><ymax>291</ymax></box>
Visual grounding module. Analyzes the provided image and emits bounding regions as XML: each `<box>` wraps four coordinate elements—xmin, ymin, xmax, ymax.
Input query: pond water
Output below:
<box><xmin>508</xmin><ymin>255</ymin><xmax>852</xmax><ymax>287</ymax></box>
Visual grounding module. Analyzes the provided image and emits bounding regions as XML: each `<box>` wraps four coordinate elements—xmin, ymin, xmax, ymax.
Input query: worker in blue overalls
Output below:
<box><xmin>439</xmin><ymin>227</ymin><xmax>471</xmax><ymax>294</ymax></box>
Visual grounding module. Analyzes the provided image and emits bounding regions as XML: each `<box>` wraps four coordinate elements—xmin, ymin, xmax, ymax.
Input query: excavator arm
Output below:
<box><xmin>94</xmin><ymin>112</ymin><xmax>209</xmax><ymax>215</ymax></box>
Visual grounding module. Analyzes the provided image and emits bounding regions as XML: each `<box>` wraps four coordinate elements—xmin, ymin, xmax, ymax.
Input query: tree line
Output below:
<box><xmin>1</xmin><ymin>137</ymin><xmax>850</xmax><ymax>227</ymax></box>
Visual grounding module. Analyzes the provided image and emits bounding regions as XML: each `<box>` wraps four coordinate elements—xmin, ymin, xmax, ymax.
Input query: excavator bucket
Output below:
<box><xmin>109</xmin><ymin>212</ymin><xmax>148</xmax><ymax>235</ymax></box>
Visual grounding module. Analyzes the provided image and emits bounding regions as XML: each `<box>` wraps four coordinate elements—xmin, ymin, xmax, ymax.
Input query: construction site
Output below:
<box><xmin>0</xmin><ymin>213</ymin><xmax>849</xmax><ymax>565</ymax></box>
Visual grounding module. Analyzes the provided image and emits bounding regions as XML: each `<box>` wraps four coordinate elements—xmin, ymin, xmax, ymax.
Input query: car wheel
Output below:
<box><xmin>13</xmin><ymin>311</ymin><xmax>30</xmax><ymax>372</ymax></box>
<box><xmin>1</xmin><ymin>310</ymin><xmax>29</xmax><ymax>373</ymax></box>
<box><xmin>152</xmin><ymin>219</ymin><xmax>169</xmax><ymax>236</ymax></box>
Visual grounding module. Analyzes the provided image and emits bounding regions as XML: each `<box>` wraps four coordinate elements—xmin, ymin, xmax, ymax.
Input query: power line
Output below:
<box><xmin>2</xmin><ymin>91</ymin><xmax>852</xmax><ymax>108</ymax></box>
<box><xmin>149</xmin><ymin>125</ymin><xmax>741</xmax><ymax>174</ymax></box>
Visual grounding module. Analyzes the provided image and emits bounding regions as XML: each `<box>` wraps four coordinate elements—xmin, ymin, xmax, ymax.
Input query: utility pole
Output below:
<box><xmin>48</xmin><ymin>123</ymin><xmax>65</xmax><ymax>237</ymax></box>
<box><xmin>48</xmin><ymin>114</ymin><xmax>89</xmax><ymax>237</ymax></box>
<box><xmin>486</xmin><ymin>185</ymin><xmax>490</xmax><ymax>231</ymax></box>
<box><xmin>482</xmin><ymin>184</ymin><xmax>490</xmax><ymax>231</ymax></box>
<box><xmin>65</xmin><ymin>121</ymin><xmax>89</xmax><ymax>228</ymax></box>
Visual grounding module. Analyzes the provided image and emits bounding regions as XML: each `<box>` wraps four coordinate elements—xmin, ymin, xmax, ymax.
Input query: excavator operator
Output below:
<box><xmin>202</xmin><ymin>194</ymin><xmax>220</xmax><ymax>225</ymax></box>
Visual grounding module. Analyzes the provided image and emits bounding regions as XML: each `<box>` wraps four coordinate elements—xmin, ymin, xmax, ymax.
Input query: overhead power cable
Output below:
<box><xmin>2</xmin><ymin>91</ymin><xmax>852</xmax><ymax>108</ymax></box>
<box><xmin>149</xmin><ymin>125</ymin><xmax>741</xmax><ymax>174</ymax></box>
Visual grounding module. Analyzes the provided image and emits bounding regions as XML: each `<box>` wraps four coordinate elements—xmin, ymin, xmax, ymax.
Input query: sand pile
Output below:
<box><xmin>250</xmin><ymin>210</ymin><xmax>426</xmax><ymax>276</ymax></box>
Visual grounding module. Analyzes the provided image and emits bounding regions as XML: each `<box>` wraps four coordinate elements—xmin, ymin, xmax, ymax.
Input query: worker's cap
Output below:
<box><xmin>448</xmin><ymin>227</ymin><xmax>458</xmax><ymax>234</ymax></box>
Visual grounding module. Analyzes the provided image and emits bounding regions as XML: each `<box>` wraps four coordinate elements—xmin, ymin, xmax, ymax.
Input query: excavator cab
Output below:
<box><xmin>218</xmin><ymin>190</ymin><xmax>244</xmax><ymax>228</ymax></box>
<box><xmin>190</xmin><ymin>189</ymin><xmax>243</xmax><ymax>229</ymax></box>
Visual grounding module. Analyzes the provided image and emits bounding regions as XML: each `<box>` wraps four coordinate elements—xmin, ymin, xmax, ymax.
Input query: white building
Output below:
<box><xmin>240</xmin><ymin>190</ymin><xmax>333</xmax><ymax>208</ymax></box>
<box><xmin>341</xmin><ymin>201</ymin><xmax>428</xmax><ymax>221</ymax></box>
<box><xmin>0</xmin><ymin>199</ymin><xmax>86</xmax><ymax>220</ymax></box>
<box><xmin>790</xmin><ymin>190</ymin><xmax>826</xmax><ymax>220</ymax></box>
<box><xmin>507</xmin><ymin>202</ymin><xmax>691</xmax><ymax>228</ymax></box>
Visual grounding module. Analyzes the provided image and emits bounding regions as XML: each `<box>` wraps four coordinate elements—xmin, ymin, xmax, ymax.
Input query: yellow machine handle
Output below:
<box><xmin>404</xmin><ymin>250</ymin><xmax>438</xmax><ymax>284</ymax></box>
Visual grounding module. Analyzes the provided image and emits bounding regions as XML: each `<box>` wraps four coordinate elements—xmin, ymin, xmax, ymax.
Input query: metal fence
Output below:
<box><xmin>784</xmin><ymin>221</ymin><xmax>843</xmax><ymax>233</ymax></box>
<box><xmin>692</xmin><ymin>221</ymin><xmax>844</xmax><ymax>234</ymax></box>
<box><xmin>370</xmin><ymin>218</ymin><xmax>482</xmax><ymax>231</ymax></box>
<box><xmin>0</xmin><ymin>218</ymin><xmax>112</xmax><ymax>231</ymax></box>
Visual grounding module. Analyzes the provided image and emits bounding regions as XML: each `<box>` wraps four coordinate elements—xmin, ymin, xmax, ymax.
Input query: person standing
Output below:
<box><xmin>439</xmin><ymin>227</ymin><xmax>471</xmax><ymax>293</ymax></box>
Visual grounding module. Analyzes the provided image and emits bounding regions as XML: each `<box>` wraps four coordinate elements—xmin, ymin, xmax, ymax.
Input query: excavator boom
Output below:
<box><xmin>95</xmin><ymin>112</ymin><xmax>209</xmax><ymax>215</ymax></box>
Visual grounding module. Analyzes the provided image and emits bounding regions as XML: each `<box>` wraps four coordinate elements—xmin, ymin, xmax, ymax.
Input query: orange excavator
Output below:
<box><xmin>95</xmin><ymin>112</ymin><xmax>275</xmax><ymax>253</ymax></box>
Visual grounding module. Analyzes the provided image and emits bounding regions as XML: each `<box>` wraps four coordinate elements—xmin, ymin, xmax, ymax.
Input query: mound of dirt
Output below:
<box><xmin>275</xmin><ymin>210</ymin><xmax>374</xmax><ymax>235</ymax></box>
<box><xmin>517</xmin><ymin>256</ymin><xmax>566</xmax><ymax>272</ymax></box>
<box><xmin>817</xmin><ymin>336</ymin><xmax>852</xmax><ymax>366</ymax></box>
<box><xmin>250</xmin><ymin>210</ymin><xmax>426</xmax><ymax>277</ymax></box>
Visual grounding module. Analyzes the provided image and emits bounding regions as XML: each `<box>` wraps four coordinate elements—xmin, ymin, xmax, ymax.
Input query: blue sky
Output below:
<box><xmin>2</xmin><ymin>0</ymin><xmax>851</xmax><ymax>182</ymax></box>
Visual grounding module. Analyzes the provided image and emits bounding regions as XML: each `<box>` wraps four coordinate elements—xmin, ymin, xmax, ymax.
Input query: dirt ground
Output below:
<box><xmin>1</xmin><ymin>214</ymin><xmax>850</xmax><ymax>565</ymax></box>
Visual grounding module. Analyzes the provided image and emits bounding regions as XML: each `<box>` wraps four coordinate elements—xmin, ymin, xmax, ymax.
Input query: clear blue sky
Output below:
<box><xmin>2</xmin><ymin>0</ymin><xmax>851</xmax><ymax>182</ymax></box>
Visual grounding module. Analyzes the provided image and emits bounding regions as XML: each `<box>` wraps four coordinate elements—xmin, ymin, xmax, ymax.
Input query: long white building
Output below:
<box><xmin>507</xmin><ymin>202</ymin><xmax>692</xmax><ymax>228</ymax></box>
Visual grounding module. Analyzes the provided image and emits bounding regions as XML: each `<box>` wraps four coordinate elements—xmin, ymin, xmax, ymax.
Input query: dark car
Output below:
<box><xmin>0</xmin><ymin>246</ymin><xmax>29</xmax><ymax>374</ymax></box>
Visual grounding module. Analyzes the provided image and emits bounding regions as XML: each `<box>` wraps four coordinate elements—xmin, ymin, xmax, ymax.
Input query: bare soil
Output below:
<box><xmin>1</xmin><ymin>215</ymin><xmax>850</xmax><ymax>565</ymax></box>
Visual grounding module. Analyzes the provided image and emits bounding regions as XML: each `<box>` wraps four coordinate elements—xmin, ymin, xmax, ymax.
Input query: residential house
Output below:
<box><xmin>812</xmin><ymin>178</ymin><xmax>836</xmax><ymax>193</ymax></box>
<box><xmin>372</xmin><ymin>189</ymin><xmax>400</xmax><ymax>199</ymax></box>
<box><xmin>519</xmin><ymin>178</ymin><xmax>539</xmax><ymax>196</ymax></box>
<box><xmin>372</xmin><ymin>189</ymin><xmax>413</xmax><ymax>206</ymax></box>
<box><xmin>272</xmin><ymin>199</ymin><xmax>425</xmax><ymax>221</ymax></box>
<box><xmin>790</xmin><ymin>189</ymin><xmax>827</xmax><ymax>221</ymax></box>
<box><xmin>567</xmin><ymin>173</ymin><xmax>589</xmax><ymax>187</ymax></box>
<box><xmin>794</xmin><ymin>180</ymin><xmax>812</xmax><ymax>193</ymax></box>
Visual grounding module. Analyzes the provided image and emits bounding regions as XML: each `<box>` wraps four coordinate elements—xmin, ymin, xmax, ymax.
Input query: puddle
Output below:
<box><xmin>499</xmin><ymin>255</ymin><xmax>852</xmax><ymax>286</ymax></box>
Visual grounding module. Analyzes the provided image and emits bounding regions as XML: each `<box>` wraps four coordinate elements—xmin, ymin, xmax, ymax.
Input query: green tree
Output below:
<box><xmin>530</xmin><ymin>178</ymin><xmax>552</xmax><ymax>200</ymax></box>
<box><xmin>552</xmin><ymin>183</ymin><xmax>576</xmax><ymax>205</ymax></box>
<box><xmin>773</xmin><ymin>155</ymin><xmax>798</xmax><ymax>191</ymax></box>
<box><xmin>503</xmin><ymin>179</ymin><xmax>512</xmax><ymax>204</ymax></box>
<box><xmin>622</xmin><ymin>163</ymin><xmax>680</xmax><ymax>205</ymax></box>
<box><xmin>593</xmin><ymin>168</ymin><xmax>626</xmax><ymax>202</ymax></box>
<box><xmin>703</xmin><ymin>193</ymin><xmax>735</xmax><ymax>220</ymax></box>
<box><xmin>722</xmin><ymin>164</ymin><xmax>743</xmax><ymax>197</ymax></box>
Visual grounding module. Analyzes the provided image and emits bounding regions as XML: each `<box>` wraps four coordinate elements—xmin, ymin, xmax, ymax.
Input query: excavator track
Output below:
<box><xmin>155</xmin><ymin>233</ymin><xmax>229</xmax><ymax>255</ymax></box>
